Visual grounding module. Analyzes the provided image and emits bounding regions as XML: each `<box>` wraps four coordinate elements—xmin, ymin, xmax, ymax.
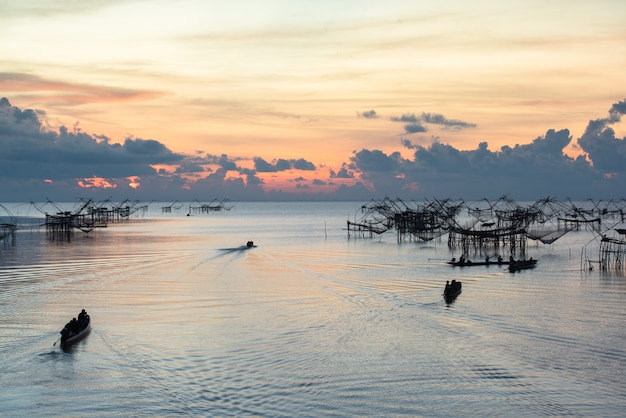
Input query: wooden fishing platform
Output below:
<box><xmin>599</xmin><ymin>232</ymin><xmax>626</xmax><ymax>271</ymax></box>
<box><xmin>188</xmin><ymin>199</ymin><xmax>233</xmax><ymax>214</ymax></box>
<box><xmin>1</xmin><ymin>222</ymin><xmax>16</xmax><ymax>246</ymax></box>
<box><xmin>346</xmin><ymin>220</ymin><xmax>389</xmax><ymax>238</ymax></box>
<box><xmin>45</xmin><ymin>211</ymin><xmax>107</xmax><ymax>237</ymax></box>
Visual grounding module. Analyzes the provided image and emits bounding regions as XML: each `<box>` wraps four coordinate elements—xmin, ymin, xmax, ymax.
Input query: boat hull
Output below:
<box><xmin>446</xmin><ymin>260</ymin><xmax>509</xmax><ymax>267</ymax></box>
<box><xmin>508</xmin><ymin>260</ymin><xmax>538</xmax><ymax>272</ymax></box>
<box><xmin>61</xmin><ymin>317</ymin><xmax>91</xmax><ymax>346</ymax></box>
<box><xmin>443</xmin><ymin>281</ymin><xmax>462</xmax><ymax>303</ymax></box>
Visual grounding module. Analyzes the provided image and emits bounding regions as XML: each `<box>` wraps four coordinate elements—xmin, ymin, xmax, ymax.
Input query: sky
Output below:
<box><xmin>1</xmin><ymin>0</ymin><xmax>625</xmax><ymax>202</ymax></box>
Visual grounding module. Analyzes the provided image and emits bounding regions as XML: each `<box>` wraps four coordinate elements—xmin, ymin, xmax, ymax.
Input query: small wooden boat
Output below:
<box><xmin>60</xmin><ymin>310</ymin><xmax>91</xmax><ymax>346</ymax></box>
<box><xmin>443</xmin><ymin>280</ymin><xmax>462</xmax><ymax>303</ymax></box>
<box><xmin>508</xmin><ymin>259</ymin><xmax>538</xmax><ymax>272</ymax></box>
<box><xmin>446</xmin><ymin>259</ymin><xmax>509</xmax><ymax>267</ymax></box>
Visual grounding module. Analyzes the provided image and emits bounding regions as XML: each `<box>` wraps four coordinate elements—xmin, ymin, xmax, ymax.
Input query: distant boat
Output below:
<box><xmin>60</xmin><ymin>310</ymin><xmax>91</xmax><ymax>347</ymax></box>
<box><xmin>446</xmin><ymin>258</ymin><xmax>508</xmax><ymax>267</ymax></box>
<box><xmin>443</xmin><ymin>280</ymin><xmax>462</xmax><ymax>303</ymax></box>
<box><xmin>508</xmin><ymin>259</ymin><xmax>538</xmax><ymax>272</ymax></box>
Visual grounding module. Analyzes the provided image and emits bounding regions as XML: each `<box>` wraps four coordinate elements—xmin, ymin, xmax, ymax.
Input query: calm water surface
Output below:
<box><xmin>1</xmin><ymin>201</ymin><xmax>625</xmax><ymax>417</ymax></box>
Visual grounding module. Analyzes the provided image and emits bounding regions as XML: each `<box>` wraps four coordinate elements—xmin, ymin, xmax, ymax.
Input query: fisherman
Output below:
<box><xmin>78</xmin><ymin>309</ymin><xmax>89</xmax><ymax>327</ymax></box>
<box><xmin>78</xmin><ymin>309</ymin><xmax>87</xmax><ymax>321</ymax></box>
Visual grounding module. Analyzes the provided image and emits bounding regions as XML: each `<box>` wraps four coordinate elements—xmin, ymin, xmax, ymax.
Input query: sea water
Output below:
<box><xmin>1</xmin><ymin>201</ymin><xmax>625</xmax><ymax>417</ymax></box>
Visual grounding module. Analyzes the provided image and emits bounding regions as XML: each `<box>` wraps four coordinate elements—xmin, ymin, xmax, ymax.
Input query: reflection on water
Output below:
<box><xmin>1</xmin><ymin>202</ymin><xmax>625</xmax><ymax>417</ymax></box>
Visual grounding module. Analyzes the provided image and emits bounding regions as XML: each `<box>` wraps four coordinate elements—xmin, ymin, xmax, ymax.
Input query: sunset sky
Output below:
<box><xmin>1</xmin><ymin>0</ymin><xmax>625</xmax><ymax>201</ymax></box>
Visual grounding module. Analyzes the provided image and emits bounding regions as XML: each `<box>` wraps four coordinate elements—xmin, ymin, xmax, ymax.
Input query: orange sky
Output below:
<box><xmin>1</xmin><ymin>0</ymin><xmax>625</xmax><ymax>176</ymax></box>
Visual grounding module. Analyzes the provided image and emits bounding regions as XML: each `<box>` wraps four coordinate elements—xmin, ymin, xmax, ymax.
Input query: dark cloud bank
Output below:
<box><xmin>1</xmin><ymin>96</ymin><xmax>625</xmax><ymax>202</ymax></box>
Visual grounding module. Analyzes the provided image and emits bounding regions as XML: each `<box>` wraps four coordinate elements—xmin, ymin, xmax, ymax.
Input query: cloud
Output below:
<box><xmin>577</xmin><ymin>99</ymin><xmax>626</xmax><ymax>173</ymax></box>
<box><xmin>347</xmin><ymin>127</ymin><xmax>611</xmax><ymax>200</ymax></box>
<box><xmin>404</xmin><ymin>123</ymin><xmax>428</xmax><ymax>134</ymax></box>
<box><xmin>291</xmin><ymin>158</ymin><xmax>316</xmax><ymax>170</ymax></box>
<box><xmin>358</xmin><ymin>109</ymin><xmax>379</xmax><ymax>119</ymax></box>
<box><xmin>253</xmin><ymin>157</ymin><xmax>316</xmax><ymax>172</ymax></box>
<box><xmin>609</xmin><ymin>100</ymin><xmax>626</xmax><ymax>122</ymax></box>
<box><xmin>390</xmin><ymin>111</ymin><xmax>476</xmax><ymax>134</ymax></box>
<box><xmin>0</xmin><ymin>73</ymin><xmax>163</xmax><ymax>105</ymax></box>
<box><xmin>2</xmin><ymin>96</ymin><xmax>626</xmax><ymax>202</ymax></box>
<box><xmin>253</xmin><ymin>157</ymin><xmax>278</xmax><ymax>172</ymax></box>
<box><xmin>391</xmin><ymin>113</ymin><xmax>419</xmax><ymax>123</ymax></box>
<box><xmin>349</xmin><ymin>149</ymin><xmax>403</xmax><ymax>172</ymax></box>
<box><xmin>123</xmin><ymin>138</ymin><xmax>181</xmax><ymax>162</ymax></box>
<box><xmin>0</xmin><ymin>96</ymin><xmax>183</xmax><ymax>181</ymax></box>
<box><xmin>420</xmin><ymin>112</ymin><xmax>477</xmax><ymax>129</ymax></box>
<box><xmin>389</xmin><ymin>113</ymin><xmax>428</xmax><ymax>134</ymax></box>
<box><xmin>330</xmin><ymin>167</ymin><xmax>354</xmax><ymax>179</ymax></box>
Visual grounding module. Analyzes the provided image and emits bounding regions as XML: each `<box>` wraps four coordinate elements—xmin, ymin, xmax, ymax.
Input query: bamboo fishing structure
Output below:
<box><xmin>188</xmin><ymin>199</ymin><xmax>233</xmax><ymax>214</ymax></box>
<box><xmin>599</xmin><ymin>234</ymin><xmax>626</xmax><ymax>271</ymax></box>
<box><xmin>0</xmin><ymin>222</ymin><xmax>16</xmax><ymax>246</ymax></box>
<box><xmin>1</xmin><ymin>204</ymin><xmax>17</xmax><ymax>247</ymax></box>
<box><xmin>347</xmin><ymin>196</ymin><xmax>626</xmax><ymax>266</ymax></box>
<box><xmin>39</xmin><ymin>199</ymin><xmax>146</xmax><ymax>240</ymax></box>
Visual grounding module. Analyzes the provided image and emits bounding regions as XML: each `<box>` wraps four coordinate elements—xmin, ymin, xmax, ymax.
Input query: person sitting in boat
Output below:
<box><xmin>69</xmin><ymin>317</ymin><xmax>79</xmax><ymax>333</ymax></box>
<box><xmin>509</xmin><ymin>255</ymin><xmax>515</xmax><ymax>263</ymax></box>
<box><xmin>497</xmin><ymin>255</ymin><xmax>503</xmax><ymax>263</ymax></box>
<box><xmin>445</xmin><ymin>280</ymin><xmax>450</xmax><ymax>291</ymax></box>
<box><xmin>459</xmin><ymin>255</ymin><xmax>465</xmax><ymax>264</ymax></box>
<box><xmin>485</xmin><ymin>256</ymin><xmax>490</xmax><ymax>264</ymax></box>
<box><xmin>77</xmin><ymin>309</ymin><xmax>89</xmax><ymax>327</ymax></box>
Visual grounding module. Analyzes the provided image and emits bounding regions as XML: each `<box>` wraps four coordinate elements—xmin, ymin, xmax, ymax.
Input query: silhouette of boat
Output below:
<box><xmin>60</xmin><ymin>310</ymin><xmax>91</xmax><ymax>346</ymax></box>
<box><xmin>443</xmin><ymin>280</ymin><xmax>462</xmax><ymax>303</ymax></box>
<box><xmin>446</xmin><ymin>259</ymin><xmax>509</xmax><ymax>267</ymax></box>
<box><xmin>508</xmin><ymin>259</ymin><xmax>538</xmax><ymax>272</ymax></box>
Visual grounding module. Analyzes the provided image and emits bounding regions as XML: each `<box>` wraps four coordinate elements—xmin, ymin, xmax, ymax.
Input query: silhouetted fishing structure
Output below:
<box><xmin>599</xmin><ymin>231</ymin><xmax>626</xmax><ymax>271</ymax></box>
<box><xmin>348</xmin><ymin>196</ymin><xmax>626</xmax><ymax>264</ymax></box>
<box><xmin>347</xmin><ymin>198</ymin><xmax>394</xmax><ymax>238</ymax></box>
<box><xmin>0</xmin><ymin>204</ymin><xmax>17</xmax><ymax>247</ymax></box>
<box><xmin>188</xmin><ymin>199</ymin><xmax>234</xmax><ymax>214</ymax></box>
<box><xmin>41</xmin><ymin>199</ymin><xmax>107</xmax><ymax>240</ymax></box>
<box><xmin>35</xmin><ymin>199</ymin><xmax>148</xmax><ymax>240</ymax></box>
<box><xmin>446</xmin><ymin>196</ymin><xmax>538</xmax><ymax>257</ymax></box>
<box><xmin>162</xmin><ymin>200</ymin><xmax>185</xmax><ymax>213</ymax></box>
